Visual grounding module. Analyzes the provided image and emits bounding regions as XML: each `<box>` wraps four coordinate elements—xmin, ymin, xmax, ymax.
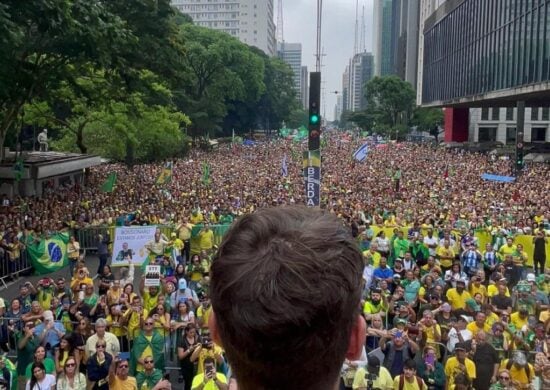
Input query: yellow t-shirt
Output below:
<box><xmin>484</xmin><ymin>312</ymin><xmax>500</xmax><ymax>332</ymax></box>
<box><xmin>363</xmin><ymin>250</ymin><xmax>381</xmax><ymax>268</ymax></box>
<box><xmin>487</xmin><ymin>284</ymin><xmax>510</xmax><ymax>297</ymax></box>
<box><xmin>392</xmin><ymin>375</ymin><xmax>428</xmax><ymax>390</ymax></box>
<box><xmin>197</xmin><ymin>345</ymin><xmax>224</xmax><ymax>374</ymax></box>
<box><xmin>501</xmin><ymin>359</ymin><xmax>534</xmax><ymax>386</ymax></box>
<box><xmin>499</xmin><ymin>244</ymin><xmax>517</xmax><ymax>257</ymax></box>
<box><xmin>198</xmin><ymin>230</ymin><xmax>214</xmax><ymax>250</ymax></box>
<box><xmin>436</xmin><ymin>246</ymin><xmax>455</xmax><ymax>268</ymax></box>
<box><xmin>142</xmin><ymin>292</ymin><xmax>159</xmax><ymax>312</ymax></box>
<box><xmin>446</xmin><ymin>289</ymin><xmax>472</xmax><ymax>310</ymax></box>
<box><xmin>466</xmin><ymin>322</ymin><xmax>484</xmax><ymax>337</ymax></box>
<box><xmin>444</xmin><ymin>357</ymin><xmax>476</xmax><ymax>388</ymax></box>
<box><xmin>106</xmin><ymin>315</ymin><xmax>127</xmax><ymax>337</ymax></box>
<box><xmin>469</xmin><ymin>283</ymin><xmax>487</xmax><ymax>300</ymax></box>
<box><xmin>190</xmin><ymin>213</ymin><xmax>204</xmax><ymax>224</ymax></box>
<box><xmin>191</xmin><ymin>372</ymin><xmax>227</xmax><ymax>390</ymax></box>
<box><xmin>510</xmin><ymin>312</ymin><xmax>528</xmax><ymax>330</ymax></box>
<box><xmin>197</xmin><ymin>305</ymin><xmax>212</xmax><ymax>330</ymax></box>
<box><xmin>125</xmin><ymin>308</ymin><xmax>149</xmax><ymax>340</ymax></box>
<box><xmin>353</xmin><ymin>366</ymin><xmax>394</xmax><ymax>389</ymax></box>
<box><xmin>539</xmin><ymin>310</ymin><xmax>550</xmax><ymax>323</ymax></box>
<box><xmin>109</xmin><ymin>375</ymin><xmax>138</xmax><ymax>390</ymax></box>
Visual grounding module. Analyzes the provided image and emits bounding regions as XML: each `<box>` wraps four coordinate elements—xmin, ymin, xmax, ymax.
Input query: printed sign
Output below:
<box><xmin>111</xmin><ymin>226</ymin><xmax>158</xmax><ymax>266</ymax></box>
<box><xmin>144</xmin><ymin>265</ymin><xmax>161</xmax><ymax>286</ymax></box>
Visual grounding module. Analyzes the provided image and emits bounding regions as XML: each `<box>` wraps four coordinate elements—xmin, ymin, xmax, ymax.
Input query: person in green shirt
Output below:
<box><xmin>392</xmin><ymin>230</ymin><xmax>410</xmax><ymax>261</ymax></box>
<box><xmin>24</xmin><ymin>345</ymin><xmax>56</xmax><ymax>379</ymax></box>
<box><xmin>16</xmin><ymin>321</ymin><xmax>40</xmax><ymax>387</ymax></box>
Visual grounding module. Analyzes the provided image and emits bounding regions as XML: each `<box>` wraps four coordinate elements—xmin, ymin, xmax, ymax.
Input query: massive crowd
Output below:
<box><xmin>0</xmin><ymin>132</ymin><xmax>549</xmax><ymax>390</ymax></box>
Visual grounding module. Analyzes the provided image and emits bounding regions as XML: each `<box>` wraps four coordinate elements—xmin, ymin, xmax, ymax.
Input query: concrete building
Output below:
<box><xmin>470</xmin><ymin>107</ymin><xmax>550</xmax><ymax>144</ymax></box>
<box><xmin>277</xmin><ymin>42</ymin><xmax>303</xmax><ymax>104</ymax></box>
<box><xmin>300</xmin><ymin>66</ymin><xmax>309</xmax><ymax>110</ymax></box>
<box><xmin>420</xmin><ymin>0</ymin><xmax>550</xmax><ymax>146</ymax></box>
<box><xmin>394</xmin><ymin>0</ymin><xmax>420</xmax><ymax>86</ymax></box>
<box><xmin>334</xmin><ymin>94</ymin><xmax>343</xmax><ymax>124</ymax></box>
<box><xmin>349</xmin><ymin>52</ymin><xmax>375</xmax><ymax>112</ymax></box>
<box><xmin>342</xmin><ymin>65</ymin><xmax>350</xmax><ymax>114</ymax></box>
<box><xmin>172</xmin><ymin>0</ymin><xmax>276</xmax><ymax>56</ymax></box>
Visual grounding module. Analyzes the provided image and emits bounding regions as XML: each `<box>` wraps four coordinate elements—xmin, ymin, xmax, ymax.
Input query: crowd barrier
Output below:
<box><xmin>0</xmin><ymin>249</ymin><xmax>33</xmax><ymax>290</ymax></box>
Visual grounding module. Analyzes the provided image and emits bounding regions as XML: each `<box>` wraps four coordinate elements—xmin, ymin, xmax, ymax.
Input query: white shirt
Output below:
<box><xmin>85</xmin><ymin>332</ymin><xmax>120</xmax><ymax>358</ymax></box>
<box><xmin>447</xmin><ymin>328</ymin><xmax>472</xmax><ymax>352</ymax></box>
<box><xmin>26</xmin><ymin>374</ymin><xmax>56</xmax><ymax>390</ymax></box>
<box><xmin>362</xmin><ymin>265</ymin><xmax>375</xmax><ymax>291</ymax></box>
<box><xmin>423</xmin><ymin>236</ymin><xmax>438</xmax><ymax>256</ymax></box>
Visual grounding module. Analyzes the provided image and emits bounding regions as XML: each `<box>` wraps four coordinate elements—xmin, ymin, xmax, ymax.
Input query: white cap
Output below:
<box><xmin>526</xmin><ymin>273</ymin><xmax>536</xmax><ymax>282</ymax></box>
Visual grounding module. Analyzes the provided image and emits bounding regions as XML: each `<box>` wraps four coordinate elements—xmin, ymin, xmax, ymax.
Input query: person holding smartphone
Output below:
<box><xmin>416</xmin><ymin>346</ymin><xmax>446</xmax><ymax>390</ymax></box>
<box><xmin>191</xmin><ymin>357</ymin><xmax>228</xmax><ymax>390</ymax></box>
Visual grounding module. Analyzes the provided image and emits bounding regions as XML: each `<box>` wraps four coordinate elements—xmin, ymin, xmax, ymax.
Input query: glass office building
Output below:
<box><xmin>422</xmin><ymin>0</ymin><xmax>550</xmax><ymax>105</ymax></box>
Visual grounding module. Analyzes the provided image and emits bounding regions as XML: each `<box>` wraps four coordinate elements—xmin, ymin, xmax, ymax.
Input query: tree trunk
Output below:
<box><xmin>0</xmin><ymin>104</ymin><xmax>21</xmax><ymax>162</ymax></box>
<box><xmin>76</xmin><ymin>123</ymin><xmax>87</xmax><ymax>154</ymax></box>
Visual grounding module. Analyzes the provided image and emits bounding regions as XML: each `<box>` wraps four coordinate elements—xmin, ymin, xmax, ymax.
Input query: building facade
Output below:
<box><xmin>172</xmin><ymin>0</ymin><xmax>276</xmax><ymax>56</ymax></box>
<box><xmin>349</xmin><ymin>52</ymin><xmax>375</xmax><ymax>112</ymax></box>
<box><xmin>373</xmin><ymin>0</ymin><xmax>396</xmax><ymax>76</ymax></box>
<box><xmin>470</xmin><ymin>107</ymin><xmax>550</xmax><ymax>144</ymax></box>
<box><xmin>277</xmin><ymin>42</ymin><xmax>303</xmax><ymax>104</ymax></box>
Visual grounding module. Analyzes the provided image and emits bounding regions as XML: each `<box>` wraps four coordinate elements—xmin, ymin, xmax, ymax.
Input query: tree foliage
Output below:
<box><xmin>364</xmin><ymin>76</ymin><xmax>416</xmax><ymax>127</ymax></box>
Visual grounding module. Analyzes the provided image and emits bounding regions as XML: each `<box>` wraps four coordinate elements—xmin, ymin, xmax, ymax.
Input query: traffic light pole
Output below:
<box><xmin>304</xmin><ymin>72</ymin><xmax>322</xmax><ymax>207</ymax></box>
<box><xmin>514</xmin><ymin>100</ymin><xmax>525</xmax><ymax>176</ymax></box>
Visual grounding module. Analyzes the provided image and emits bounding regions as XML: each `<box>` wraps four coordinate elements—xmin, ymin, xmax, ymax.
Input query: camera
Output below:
<box><xmin>364</xmin><ymin>373</ymin><xmax>380</xmax><ymax>390</ymax></box>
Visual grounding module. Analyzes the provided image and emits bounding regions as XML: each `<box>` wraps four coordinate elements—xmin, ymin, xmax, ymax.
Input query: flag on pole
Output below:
<box><xmin>101</xmin><ymin>172</ymin><xmax>117</xmax><ymax>193</ymax></box>
<box><xmin>156</xmin><ymin>162</ymin><xmax>173</xmax><ymax>185</ymax></box>
<box><xmin>352</xmin><ymin>143</ymin><xmax>369</xmax><ymax>162</ymax></box>
<box><xmin>202</xmin><ymin>162</ymin><xmax>210</xmax><ymax>185</ymax></box>
<box><xmin>281</xmin><ymin>154</ymin><xmax>288</xmax><ymax>177</ymax></box>
<box><xmin>26</xmin><ymin>232</ymin><xmax>70</xmax><ymax>274</ymax></box>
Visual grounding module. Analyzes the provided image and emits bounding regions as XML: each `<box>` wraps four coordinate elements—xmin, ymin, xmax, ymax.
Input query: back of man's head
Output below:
<box><xmin>210</xmin><ymin>206</ymin><xmax>364</xmax><ymax>390</ymax></box>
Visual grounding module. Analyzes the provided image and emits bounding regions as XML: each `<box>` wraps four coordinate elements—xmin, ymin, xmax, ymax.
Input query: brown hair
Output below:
<box><xmin>210</xmin><ymin>206</ymin><xmax>363</xmax><ymax>389</ymax></box>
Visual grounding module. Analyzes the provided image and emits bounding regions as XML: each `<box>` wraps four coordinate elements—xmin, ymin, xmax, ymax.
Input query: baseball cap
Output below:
<box><xmin>454</xmin><ymin>342</ymin><xmax>466</xmax><ymax>351</ymax></box>
<box><xmin>440</xmin><ymin>303</ymin><xmax>452</xmax><ymax>312</ymax></box>
<box><xmin>456</xmin><ymin>278</ymin><xmax>466</xmax><ymax>285</ymax></box>
<box><xmin>396</xmin><ymin>318</ymin><xmax>408</xmax><ymax>325</ymax></box>
<box><xmin>526</xmin><ymin>273</ymin><xmax>536</xmax><ymax>282</ymax></box>
<box><xmin>458</xmin><ymin>315</ymin><xmax>469</xmax><ymax>322</ymax></box>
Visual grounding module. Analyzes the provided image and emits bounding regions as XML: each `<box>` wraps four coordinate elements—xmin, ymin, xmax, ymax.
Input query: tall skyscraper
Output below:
<box><xmin>373</xmin><ymin>0</ymin><xmax>396</xmax><ymax>76</ymax></box>
<box><xmin>172</xmin><ymin>0</ymin><xmax>276</xmax><ymax>56</ymax></box>
<box><xmin>277</xmin><ymin>42</ymin><xmax>303</xmax><ymax>104</ymax></box>
<box><xmin>342</xmin><ymin>65</ymin><xmax>350</xmax><ymax>113</ymax></box>
<box><xmin>349</xmin><ymin>52</ymin><xmax>374</xmax><ymax>112</ymax></box>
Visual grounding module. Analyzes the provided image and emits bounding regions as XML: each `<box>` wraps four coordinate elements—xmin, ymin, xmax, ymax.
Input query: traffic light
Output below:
<box><xmin>516</xmin><ymin>129</ymin><xmax>524</xmax><ymax>172</ymax></box>
<box><xmin>308</xmin><ymin>72</ymin><xmax>321</xmax><ymax>151</ymax></box>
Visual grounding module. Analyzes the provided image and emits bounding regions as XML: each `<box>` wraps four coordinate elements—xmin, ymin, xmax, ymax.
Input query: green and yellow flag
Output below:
<box><xmin>26</xmin><ymin>232</ymin><xmax>70</xmax><ymax>275</ymax></box>
<box><xmin>101</xmin><ymin>172</ymin><xmax>117</xmax><ymax>192</ymax></box>
<box><xmin>156</xmin><ymin>162</ymin><xmax>173</xmax><ymax>185</ymax></box>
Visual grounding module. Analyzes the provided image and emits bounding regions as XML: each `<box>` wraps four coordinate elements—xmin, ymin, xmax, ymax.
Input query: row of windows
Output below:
<box><xmin>478</xmin><ymin>127</ymin><xmax>548</xmax><ymax>142</ymax></box>
<box><xmin>480</xmin><ymin>107</ymin><xmax>550</xmax><ymax>121</ymax></box>
<box><xmin>422</xmin><ymin>0</ymin><xmax>550</xmax><ymax>104</ymax></box>
<box><xmin>177</xmin><ymin>3</ymin><xmax>239</xmax><ymax>11</ymax></box>
<box><xmin>197</xmin><ymin>21</ymin><xmax>238</xmax><ymax>27</ymax></box>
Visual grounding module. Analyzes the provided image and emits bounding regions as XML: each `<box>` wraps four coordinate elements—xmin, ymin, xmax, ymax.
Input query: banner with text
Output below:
<box><xmin>303</xmin><ymin>150</ymin><xmax>321</xmax><ymax>207</ymax></box>
<box><xmin>111</xmin><ymin>226</ymin><xmax>159</xmax><ymax>267</ymax></box>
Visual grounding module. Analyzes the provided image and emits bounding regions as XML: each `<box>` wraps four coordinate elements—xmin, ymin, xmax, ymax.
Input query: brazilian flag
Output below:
<box><xmin>26</xmin><ymin>232</ymin><xmax>69</xmax><ymax>275</ymax></box>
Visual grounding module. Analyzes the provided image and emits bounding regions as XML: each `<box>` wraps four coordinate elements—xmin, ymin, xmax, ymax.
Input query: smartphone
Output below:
<box><xmin>425</xmin><ymin>354</ymin><xmax>435</xmax><ymax>365</ymax></box>
<box><xmin>163</xmin><ymin>373</ymin><xmax>170</xmax><ymax>381</ymax></box>
<box><xmin>78</xmin><ymin>291</ymin><xmax>84</xmax><ymax>300</ymax></box>
<box><xmin>395</xmin><ymin>331</ymin><xmax>403</xmax><ymax>338</ymax></box>
<box><xmin>205</xmin><ymin>366</ymin><xmax>213</xmax><ymax>377</ymax></box>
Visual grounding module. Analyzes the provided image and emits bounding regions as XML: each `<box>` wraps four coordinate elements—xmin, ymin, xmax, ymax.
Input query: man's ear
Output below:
<box><xmin>208</xmin><ymin>311</ymin><xmax>223</xmax><ymax>348</ymax></box>
<box><xmin>346</xmin><ymin>315</ymin><xmax>366</xmax><ymax>360</ymax></box>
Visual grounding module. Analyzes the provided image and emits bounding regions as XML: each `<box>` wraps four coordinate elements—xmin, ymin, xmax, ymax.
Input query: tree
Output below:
<box><xmin>364</xmin><ymin>76</ymin><xmax>416</xmax><ymax>129</ymax></box>
<box><xmin>411</xmin><ymin>107</ymin><xmax>444</xmax><ymax>143</ymax></box>
<box><xmin>286</xmin><ymin>108</ymin><xmax>308</xmax><ymax>129</ymax></box>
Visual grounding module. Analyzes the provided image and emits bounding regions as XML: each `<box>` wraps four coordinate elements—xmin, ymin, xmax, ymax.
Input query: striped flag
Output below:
<box><xmin>281</xmin><ymin>154</ymin><xmax>288</xmax><ymax>177</ymax></box>
<box><xmin>155</xmin><ymin>162</ymin><xmax>173</xmax><ymax>185</ymax></box>
<box><xmin>352</xmin><ymin>143</ymin><xmax>369</xmax><ymax>162</ymax></box>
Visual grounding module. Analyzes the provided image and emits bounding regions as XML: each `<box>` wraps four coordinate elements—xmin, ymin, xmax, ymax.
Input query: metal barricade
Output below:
<box><xmin>76</xmin><ymin>226</ymin><xmax>111</xmax><ymax>251</ymax></box>
<box><xmin>0</xmin><ymin>249</ymin><xmax>33</xmax><ymax>290</ymax></box>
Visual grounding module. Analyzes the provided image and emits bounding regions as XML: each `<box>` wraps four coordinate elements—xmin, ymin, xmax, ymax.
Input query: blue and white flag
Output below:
<box><xmin>352</xmin><ymin>143</ymin><xmax>369</xmax><ymax>162</ymax></box>
<box><xmin>281</xmin><ymin>154</ymin><xmax>288</xmax><ymax>177</ymax></box>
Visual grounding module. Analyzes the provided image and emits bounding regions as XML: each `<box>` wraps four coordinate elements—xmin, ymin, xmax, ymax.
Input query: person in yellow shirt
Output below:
<box><xmin>177</xmin><ymin>217</ymin><xmax>194</xmax><ymax>263</ymax></box>
<box><xmin>191</xmin><ymin>357</ymin><xmax>228</xmax><ymax>390</ymax></box>
<box><xmin>108</xmin><ymin>357</ymin><xmax>138</xmax><ymax>390</ymax></box>
<box><xmin>510</xmin><ymin>307</ymin><xmax>529</xmax><ymax>331</ymax></box>
<box><xmin>392</xmin><ymin>359</ymin><xmax>428</xmax><ymax>390</ymax></box>
<box><xmin>189</xmin><ymin>210</ymin><xmax>204</xmax><ymax>225</ymax></box>
<box><xmin>498</xmin><ymin>238</ymin><xmax>517</xmax><ymax>258</ymax></box>
<box><xmin>468</xmin><ymin>276</ymin><xmax>487</xmax><ymax>303</ymax></box>
<box><xmin>444</xmin><ymin>343</ymin><xmax>476</xmax><ymax>389</ymax></box>
<box><xmin>466</xmin><ymin>312</ymin><xmax>486</xmax><ymax>337</ymax></box>
<box><xmin>171</xmin><ymin>232</ymin><xmax>185</xmax><ymax>265</ymax></box>
<box><xmin>436</xmin><ymin>240</ymin><xmax>455</xmax><ymax>272</ymax></box>
<box><xmin>501</xmin><ymin>352</ymin><xmax>534</xmax><ymax>389</ymax></box>
<box><xmin>124</xmin><ymin>296</ymin><xmax>149</xmax><ymax>341</ymax></box>
<box><xmin>198</xmin><ymin>223</ymin><xmax>214</xmax><ymax>252</ymax></box>
<box><xmin>446</xmin><ymin>279</ymin><xmax>472</xmax><ymax>311</ymax></box>
<box><xmin>363</xmin><ymin>246</ymin><xmax>381</xmax><ymax>268</ymax></box>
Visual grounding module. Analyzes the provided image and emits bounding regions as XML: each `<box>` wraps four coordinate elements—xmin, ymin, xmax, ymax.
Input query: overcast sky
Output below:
<box><xmin>283</xmin><ymin>0</ymin><xmax>374</xmax><ymax>120</ymax></box>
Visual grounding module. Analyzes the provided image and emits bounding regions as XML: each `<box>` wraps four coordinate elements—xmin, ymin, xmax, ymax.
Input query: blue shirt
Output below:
<box><xmin>34</xmin><ymin>321</ymin><xmax>65</xmax><ymax>348</ymax></box>
<box><xmin>373</xmin><ymin>267</ymin><xmax>394</xmax><ymax>280</ymax></box>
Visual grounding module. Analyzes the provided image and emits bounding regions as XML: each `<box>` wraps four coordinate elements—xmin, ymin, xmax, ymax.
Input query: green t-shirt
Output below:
<box><xmin>25</xmin><ymin>357</ymin><xmax>56</xmax><ymax>379</ymax></box>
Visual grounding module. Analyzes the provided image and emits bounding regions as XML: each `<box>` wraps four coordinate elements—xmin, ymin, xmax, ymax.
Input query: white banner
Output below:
<box><xmin>111</xmin><ymin>226</ymin><xmax>158</xmax><ymax>267</ymax></box>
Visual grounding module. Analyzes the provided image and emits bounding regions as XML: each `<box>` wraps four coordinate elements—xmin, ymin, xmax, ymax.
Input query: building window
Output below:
<box><xmin>531</xmin><ymin>107</ymin><xmax>539</xmax><ymax>121</ymax></box>
<box><xmin>531</xmin><ymin>127</ymin><xmax>547</xmax><ymax>142</ymax></box>
<box><xmin>478</xmin><ymin>127</ymin><xmax>497</xmax><ymax>142</ymax></box>
<box><xmin>481</xmin><ymin>107</ymin><xmax>489</xmax><ymax>120</ymax></box>
<box><xmin>505</xmin><ymin>107</ymin><xmax>514</xmax><ymax>121</ymax></box>
<box><xmin>506</xmin><ymin>127</ymin><xmax>516</xmax><ymax>143</ymax></box>
<box><xmin>542</xmin><ymin>108</ymin><xmax>549</xmax><ymax>121</ymax></box>
<box><xmin>491</xmin><ymin>108</ymin><xmax>499</xmax><ymax>121</ymax></box>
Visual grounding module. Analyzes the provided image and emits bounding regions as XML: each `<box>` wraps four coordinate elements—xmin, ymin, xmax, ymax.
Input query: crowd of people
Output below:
<box><xmin>0</xmin><ymin>132</ymin><xmax>548</xmax><ymax>390</ymax></box>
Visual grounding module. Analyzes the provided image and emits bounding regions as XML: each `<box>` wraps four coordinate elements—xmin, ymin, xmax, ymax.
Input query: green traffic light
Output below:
<box><xmin>310</xmin><ymin>114</ymin><xmax>319</xmax><ymax>124</ymax></box>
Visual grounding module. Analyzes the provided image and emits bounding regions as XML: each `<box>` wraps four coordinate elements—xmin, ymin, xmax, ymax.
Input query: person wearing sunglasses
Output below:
<box><xmin>129</xmin><ymin>317</ymin><xmax>165</xmax><ymax>375</ymax></box>
<box><xmin>108</xmin><ymin>355</ymin><xmax>137</xmax><ymax>390</ymax></box>
<box><xmin>86</xmin><ymin>342</ymin><xmax>112</xmax><ymax>390</ymax></box>
<box><xmin>135</xmin><ymin>355</ymin><xmax>165</xmax><ymax>390</ymax></box>
<box><xmin>56</xmin><ymin>356</ymin><xmax>86</xmax><ymax>390</ymax></box>
<box><xmin>489</xmin><ymin>369</ymin><xmax>514</xmax><ymax>390</ymax></box>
